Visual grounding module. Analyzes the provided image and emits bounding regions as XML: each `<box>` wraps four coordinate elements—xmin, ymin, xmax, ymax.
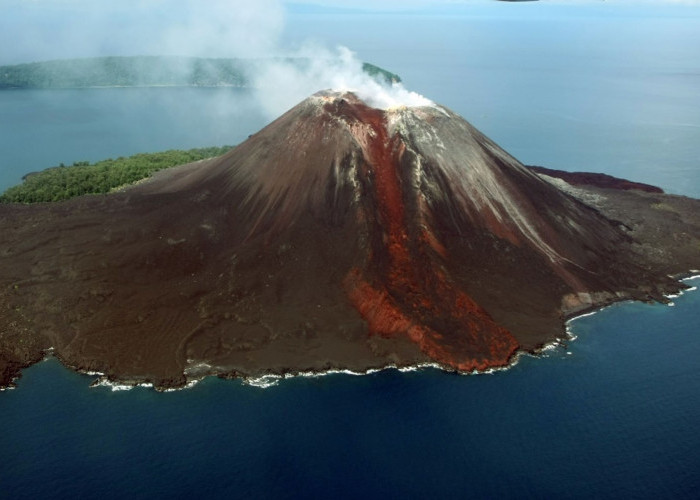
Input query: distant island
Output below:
<box><xmin>0</xmin><ymin>56</ymin><xmax>401</xmax><ymax>89</ymax></box>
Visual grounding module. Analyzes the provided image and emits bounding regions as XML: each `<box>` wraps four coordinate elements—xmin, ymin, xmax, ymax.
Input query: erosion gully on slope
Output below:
<box><xmin>339</xmin><ymin>101</ymin><xmax>519</xmax><ymax>371</ymax></box>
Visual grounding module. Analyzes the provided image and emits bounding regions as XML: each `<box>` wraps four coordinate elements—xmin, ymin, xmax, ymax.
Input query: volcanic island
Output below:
<box><xmin>1</xmin><ymin>90</ymin><xmax>698</xmax><ymax>390</ymax></box>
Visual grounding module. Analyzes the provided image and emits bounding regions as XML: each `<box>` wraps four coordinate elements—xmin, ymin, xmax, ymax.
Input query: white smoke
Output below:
<box><xmin>1</xmin><ymin>0</ymin><xmax>433</xmax><ymax>118</ymax></box>
<box><xmin>251</xmin><ymin>45</ymin><xmax>433</xmax><ymax>118</ymax></box>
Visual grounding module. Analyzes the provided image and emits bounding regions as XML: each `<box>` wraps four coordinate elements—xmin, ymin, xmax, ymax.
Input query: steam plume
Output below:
<box><xmin>1</xmin><ymin>0</ymin><xmax>433</xmax><ymax>118</ymax></box>
<box><xmin>251</xmin><ymin>45</ymin><xmax>433</xmax><ymax>118</ymax></box>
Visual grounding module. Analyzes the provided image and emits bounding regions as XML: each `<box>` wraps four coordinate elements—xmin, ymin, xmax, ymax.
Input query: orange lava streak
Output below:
<box><xmin>345</xmin><ymin>105</ymin><xmax>519</xmax><ymax>371</ymax></box>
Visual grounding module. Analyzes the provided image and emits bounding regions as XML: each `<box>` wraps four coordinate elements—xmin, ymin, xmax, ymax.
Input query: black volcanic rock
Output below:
<box><xmin>1</xmin><ymin>90</ymin><xmax>698</xmax><ymax>389</ymax></box>
<box><xmin>526</xmin><ymin>166</ymin><xmax>664</xmax><ymax>193</ymax></box>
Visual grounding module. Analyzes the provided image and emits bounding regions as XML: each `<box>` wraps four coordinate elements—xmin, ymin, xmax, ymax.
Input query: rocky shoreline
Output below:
<box><xmin>2</xmin><ymin>274</ymin><xmax>698</xmax><ymax>393</ymax></box>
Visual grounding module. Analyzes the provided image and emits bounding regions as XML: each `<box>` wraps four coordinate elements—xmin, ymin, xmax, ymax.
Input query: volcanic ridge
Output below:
<box><xmin>1</xmin><ymin>90</ymin><xmax>698</xmax><ymax>389</ymax></box>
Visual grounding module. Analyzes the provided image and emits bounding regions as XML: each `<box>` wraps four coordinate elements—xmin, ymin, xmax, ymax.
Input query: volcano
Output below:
<box><xmin>1</xmin><ymin>90</ymin><xmax>698</xmax><ymax>389</ymax></box>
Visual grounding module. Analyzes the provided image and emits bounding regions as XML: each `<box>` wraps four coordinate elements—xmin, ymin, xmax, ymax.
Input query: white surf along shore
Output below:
<box><xmin>24</xmin><ymin>274</ymin><xmax>699</xmax><ymax>393</ymax></box>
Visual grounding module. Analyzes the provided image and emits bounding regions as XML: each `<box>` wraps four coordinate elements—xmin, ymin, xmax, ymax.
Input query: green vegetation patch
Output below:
<box><xmin>1</xmin><ymin>146</ymin><xmax>232</xmax><ymax>204</ymax></box>
<box><xmin>361</xmin><ymin>62</ymin><xmax>401</xmax><ymax>84</ymax></box>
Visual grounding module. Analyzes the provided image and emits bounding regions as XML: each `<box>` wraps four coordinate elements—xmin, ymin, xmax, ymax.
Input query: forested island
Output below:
<box><xmin>0</xmin><ymin>56</ymin><xmax>400</xmax><ymax>89</ymax></box>
<box><xmin>0</xmin><ymin>146</ymin><xmax>232</xmax><ymax>203</ymax></box>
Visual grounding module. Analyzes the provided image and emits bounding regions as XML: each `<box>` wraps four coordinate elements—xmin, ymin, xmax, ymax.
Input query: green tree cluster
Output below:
<box><xmin>0</xmin><ymin>146</ymin><xmax>232</xmax><ymax>204</ymax></box>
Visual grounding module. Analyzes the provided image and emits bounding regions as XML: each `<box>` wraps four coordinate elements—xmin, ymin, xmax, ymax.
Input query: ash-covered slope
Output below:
<box><xmin>0</xmin><ymin>91</ymin><xmax>696</xmax><ymax>389</ymax></box>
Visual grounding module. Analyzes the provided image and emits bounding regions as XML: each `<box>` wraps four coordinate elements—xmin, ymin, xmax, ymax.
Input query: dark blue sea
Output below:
<box><xmin>1</xmin><ymin>283</ymin><xmax>699</xmax><ymax>499</ymax></box>
<box><xmin>1</xmin><ymin>4</ymin><xmax>699</xmax><ymax>499</ymax></box>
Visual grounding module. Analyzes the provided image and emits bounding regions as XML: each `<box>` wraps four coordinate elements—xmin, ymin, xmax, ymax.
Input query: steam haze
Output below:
<box><xmin>1</xmin><ymin>0</ymin><xmax>431</xmax><ymax>118</ymax></box>
<box><xmin>250</xmin><ymin>45</ymin><xmax>432</xmax><ymax>118</ymax></box>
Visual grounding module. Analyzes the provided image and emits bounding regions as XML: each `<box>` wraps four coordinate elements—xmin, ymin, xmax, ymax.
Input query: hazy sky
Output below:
<box><xmin>1</xmin><ymin>0</ymin><xmax>699</xmax><ymax>65</ymax></box>
<box><xmin>0</xmin><ymin>0</ymin><xmax>288</xmax><ymax>64</ymax></box>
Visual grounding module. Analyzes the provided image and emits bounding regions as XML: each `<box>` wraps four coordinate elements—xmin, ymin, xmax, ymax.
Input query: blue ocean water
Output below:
<box><xmin>0</xmin><ymin>87</ymin><xmax>268</xmax><ymax>193</ymax></box>
<box><xmin>1</xmin><ymin>4</ymin><xmax>700</xmax><ymax>499</ymax></box>
<box><xmin>1</xmin><ymin>282</ymin><xmax>699</xmax><ymax>499</ymax></box>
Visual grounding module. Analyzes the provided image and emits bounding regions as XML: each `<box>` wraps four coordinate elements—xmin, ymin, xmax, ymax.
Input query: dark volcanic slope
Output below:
<box><xmin>1</xmin><ymin>91</ymin><xmax>698</xmax><ymax>389</ymax></box>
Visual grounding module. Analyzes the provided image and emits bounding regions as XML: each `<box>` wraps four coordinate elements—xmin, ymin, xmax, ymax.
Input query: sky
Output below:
<box><xmin>0</xmin><ymin>0</ymin><xmax>286</xmax><ymax>63</ymax></box>
<box><xmin>286</xmin><ymin>0</ymin><xmax>700</xmax><ymax>11</ymax></box>
<box><xmin>2</xmin><ymin>0</ymin><xmax>699</xmax><ymax>66</ymax></box>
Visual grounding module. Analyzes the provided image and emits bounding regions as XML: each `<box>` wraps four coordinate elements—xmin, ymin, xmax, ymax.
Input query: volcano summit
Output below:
<box><xmin>1</xmin><ymin>91</ymin><xmax>698</xmax><ymax>389</ymax></box>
